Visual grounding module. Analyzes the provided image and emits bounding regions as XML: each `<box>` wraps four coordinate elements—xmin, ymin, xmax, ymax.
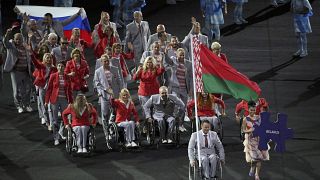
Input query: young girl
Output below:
<box><xmin>242</xmin><ymin>101</ymin><xmax>270</xmax><ymax>180</ymax></box>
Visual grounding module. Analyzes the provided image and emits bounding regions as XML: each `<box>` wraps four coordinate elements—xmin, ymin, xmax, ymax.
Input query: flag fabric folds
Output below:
<box><xmin>16</xmin><ymin>5</ymin><xmax>92</xmax><ymax>44</ymax></box>
<box><xmin>199</xmin><ymin>44</ymin><xmax>261</xmax><ymax>101</ymax></box>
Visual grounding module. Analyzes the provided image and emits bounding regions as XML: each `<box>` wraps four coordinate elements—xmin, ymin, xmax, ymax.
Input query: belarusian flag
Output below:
<box><xmin>199</xmin><ymin>44</ymin><xmax>261</xmax><ymax>101</ymax></box>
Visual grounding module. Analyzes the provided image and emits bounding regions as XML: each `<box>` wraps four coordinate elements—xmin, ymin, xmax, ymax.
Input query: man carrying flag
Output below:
<box><xmin>188</xmin><ymin>28</ymin><xmax>261</xmax><ymax>178</ymax></box>
<box><xmin>14</xmin><ymin>6</ymin><xmax>91</xmax><ymax>44</ymax></box>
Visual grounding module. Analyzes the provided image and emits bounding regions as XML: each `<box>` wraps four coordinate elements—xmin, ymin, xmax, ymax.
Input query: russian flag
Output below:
<box><xmin>15</xmin><ymin>5</ymin><xmax>92</xmax><ymax>44</ymax></box>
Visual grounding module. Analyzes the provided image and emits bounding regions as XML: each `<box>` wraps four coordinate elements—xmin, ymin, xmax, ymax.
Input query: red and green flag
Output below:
<box><xmin>199</xmin><ymin>44</ymin><xmax>261</xmax><ymax>101</ymax></box>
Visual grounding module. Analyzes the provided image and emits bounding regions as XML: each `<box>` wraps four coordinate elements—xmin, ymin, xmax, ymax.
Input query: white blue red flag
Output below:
<box><xmin>15</xmin><ymin>5</ymin><xmax>92</xmax><ymax>43</ymax></box>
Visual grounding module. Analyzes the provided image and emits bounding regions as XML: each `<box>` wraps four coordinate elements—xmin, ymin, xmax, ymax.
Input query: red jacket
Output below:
<box><xmin>111</xmin><ymin>99</ymin><xmax>139</xmax><ymax>123</ymax></box>
<box><xmin>45</xmin><ymin>72</ymin><xmax>73</xmax><ymax>104</ymax></box>
<box><xmin>235</xmin><ymin>98</ymin><xmax>269</xmax><ymax>117</ymax></box>
<box><xmin>112</xmin><ymin>52</ymin><xmax>134</xmax><ymax>78</ymax></box>
<box><xmin>62</xmin><ymin>103</ymin><xmax>97</xmax><ymax>127</ymax></box>
<box><xmin>187</xmin><ymin>97</ymin><xmax>225</xmax><ymax>117</ymax></box>
<box><xmin>94</xmin><ymin>25</ymin><xmax>118</xmax><ymax>58</ymax></box>
<box><xmin>219</xmin><ymin>53</ymin><xmax>228</xmax><ymax>64</ymax></box>
<box><xmin>31</xmin><ymin>54</ymin><xmax>57</xmax><ymax>88</ymax></box>
<box><xmin>133</xmin><ymin>67</ymin><xmax>165</xmax><ymax>96</ymax></box>
<box><xmin>64</xmin><ymin>59</ymin><xmax>89</xmax><ymax>91</ymax></box>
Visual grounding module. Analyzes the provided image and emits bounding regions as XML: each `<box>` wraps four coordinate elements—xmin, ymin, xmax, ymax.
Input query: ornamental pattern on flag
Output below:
<box><xmin>192</xmin><ymin>36</ymin><xmax>204</xmax><ymax>93</ymax></box>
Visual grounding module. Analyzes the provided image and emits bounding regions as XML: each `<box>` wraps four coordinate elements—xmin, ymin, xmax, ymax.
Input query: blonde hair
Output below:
<box><xmin>72</xmin><ymin>94</ymin><xmax>88</xmax><ymax>119</ymax></box>
<box><xmin>42</xmin><ymin>53</ymin><xmax>53</xmax><ymax>64</ymax></box>
<box><xmin>176</xmin><ymin>48</ymin><xmax>185</xmax><ymax>56</ymax></box>
<box><xmin>119</xmin><ymin>88</ymin><xmax>131</xmax><ymax>102</ymax></box>
<box><xmin>211</xmin><ymin>42</ymin><xmax>221</xmax><ymax>50</ymax></box>
<box><xmin>142</xmin><ymin>56</ymin><xmax>156</xmax><ymax>72</ymax></box>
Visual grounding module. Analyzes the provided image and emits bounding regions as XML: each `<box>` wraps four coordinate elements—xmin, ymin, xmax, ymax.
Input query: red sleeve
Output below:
<box><xmin>235</xmin><ymin>101</ymin><xmax>244</xmax><ymax>115</ymax></box>
<box><xmin>213</xmin><ymin>97</ymin><xmax>225</xmax><ymax>110</ymax></box>
<box><xmin>133</xmin><ymin>69</ymin><xmax>142</xmax><ymax>80</ymax></box>
<box><xmin>121</xmin><ymin>51</ymin><xmax>134</xmax><ymax>60</ymax></box>
<box><xmin>64</xmin><ymin>61</ymin><xmax>72</xmax><ymax>74</ymax></box>
<box><xmin>156</xmin><ymin>67</ymin><xmax>165</xmax><ymax>76</ymax></box>
<box><xmin>97</xmin><ymin>24</ymin><xmax>105</xmax><ymax>39</ymax></box>
<box><xmin>187</xmin><ymin>100</ymin><xmax>195</xmax><ymax>117</ymax></box>
<box><xmin>45</xmin><ymin>74</ymin><xmax>55</xmax><ymax>104</ymax></box>
<box><xmin>31</xmin><ymin>53</ymin><xmax>45</xmax><ymax>69</ymax></box>
<box><xmin>62</xmin><ymin>105</ymin><xmax>72</xmax><ymax>125</ymax></box>
<box><xmin>80</xmin><ymin>39</ymin><xmax>92</xmax><ymax>48</ymax></box>
<box><xmin>111</xmin><ymin>99</ymin><xmax>120</xmax><ymax>108</ymax></box>
<box><xmin>220</xmin><ymin>53</ymin><xmax>228</xmax><ymax>64</ymax></box>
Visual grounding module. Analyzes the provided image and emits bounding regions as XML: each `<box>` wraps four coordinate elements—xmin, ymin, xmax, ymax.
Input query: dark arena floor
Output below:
<box><xmin>0</xmin><ymin>0</ymin><xmax>319</xmax><ymax>179</ymax></box>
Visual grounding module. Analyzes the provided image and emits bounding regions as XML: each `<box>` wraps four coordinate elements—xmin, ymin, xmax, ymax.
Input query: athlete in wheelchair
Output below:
<box><xmin>105</xmin><ymin>88</ymin><xmax>141</xmax><ymax>151</ymax></box>
<box><xmin>143</xmin><ymin>86</ymin><xmax>185</xmax><ymax>146</ymax></box>
<box><xmin>188</xmin><ymin>120</ymin><xmax>225</xmax><ymax>180</ymax></box>
<box><xmin>187</xmin><ymin>92</ymin><xmax>226</xmax><ymax>140</ymax></box>
<box><xmin>62</xmin><ymin>94</ymin><xmax>97</xmax><ymax>154</ymax></box>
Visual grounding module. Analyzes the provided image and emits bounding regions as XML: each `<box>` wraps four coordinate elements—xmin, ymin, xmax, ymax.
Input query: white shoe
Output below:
<box><xmin>54</xmin><ymin>140</ymin><xmax>59</xmax><ymax>146</ymax></box>
<box><xmin>234</xmin><ymin>19</ymin><xmax>242</xmax><ymax>25</ymax></box>
<box><xmin>293</xmin><ymin>50</ymin><xmax>301</xmax><ymax>57</ymax></box>
<box><xmin>41</xmin><ymin>118</ymin><xmax>46</xmax><ymax>125</ymax></box>
<box><xmin>25</xmin><ymin>106</ymin><xmax>33</xmax><ymax>112</ymax></box>
<box><xmin>240</xmin><ymin>18</ymin><xmax>248</xmax><ymax>24</ymax></box>
<box><xmin>82</xmin><ymin>148</ymin><xmax>87</xmax><ymax>153</ymax></box>
<box><xmin>18</xmin><ymin>107</ymin><xmax>24</xmax><ymax>114</ymax></box>
<box><xmin>299</xmin><ymin>51</ymin><xmax>308</xmax><ymax>57</ymax></box>
<box><xmin>125</xmin><ymin>142</ymin><xmax>131</xmax><ymax>147</ymax></box>
<box><xmin>162</xmin><ymin>139</ymin><xmax>167</xmax><ymax>144</ymax></box>
<box><xmin>179</xmin><ymin>125</ymin><xmax>187</xmax><ymax>132</ymax></box>
<box><xmin>167</xmin><ymin>139</ymin><xmax>173</xmax><ymax>144</ymax></box>
<box><xmin>48</xmin><ymin>125</ymin><xmax>52</xmax><ymax>131</ymax></box>
<box><xmin>77</xmin><ymin>148</ymin><xmax>83</xmax><ymax>153</ymax></box>
<box><xmin>131</xmin><ymin>141</ymin><xmax>138</xmax><ymax>147</ymax></box>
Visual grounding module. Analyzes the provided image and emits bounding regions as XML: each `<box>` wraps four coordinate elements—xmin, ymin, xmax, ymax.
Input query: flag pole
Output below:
<box><xmin>190</xmin><ymin>36</ymin><xmax>201</xmax><ymax>168</ymax></box>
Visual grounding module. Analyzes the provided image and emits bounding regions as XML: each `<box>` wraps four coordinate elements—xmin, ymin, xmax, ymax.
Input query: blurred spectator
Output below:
<box><xmin>200</xmin><ymin>0</ymin><xmax>227</xmax><ymax>42</ymax></box>
<box><xmin>54</xmin><ymin>0</ymin><xmax>73</xmax><ymax>7</ymax></box>
<box><xmin>291</xmin><ymin>0</ymin><xmax>312</xmax><ymax>58</ymax></box>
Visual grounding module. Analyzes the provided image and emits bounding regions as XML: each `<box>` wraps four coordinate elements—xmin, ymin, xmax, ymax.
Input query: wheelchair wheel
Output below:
<box><xmin>146</xmin><ymin>120</ymin><xmax>156</xmax><ymax>146</ymax></box>
<box><xmin>173</xmin><ymin>119</ymin><xmax>180</xmax><ymax>148</ymax></box>
<box><xmin>135</xmin><ymin>125</ymin><xmax>142</xmax><ymax>146</ymax></box>
<box><xmin>106</xmin><ymin>122</ymin><xmax>119</xmax><ymax>150</ymax></box>
<box><xmin>87</xmin><ymin>126</ymin><xmax>96</xmax><ymax>153</ymax></box>
<box><xmin>65</xmin><ymin>127</ymin><xmax>73</xmax><ymax>154</ymax></box>
<box><xmin>188</xmin><ymin>162</ymin><xmax>202</xmax><ymax>180</ymax></box>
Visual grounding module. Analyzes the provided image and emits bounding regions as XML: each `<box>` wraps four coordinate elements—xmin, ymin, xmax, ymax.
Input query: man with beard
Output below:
<box><xmin>143</xmin><ymin>86</ymin><xmax>185</xmax><ymax>143</ymax></box>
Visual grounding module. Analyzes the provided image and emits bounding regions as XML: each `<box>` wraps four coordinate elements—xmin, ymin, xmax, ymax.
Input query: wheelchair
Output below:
<box><xmin>143</xmin><ymin>116</ymin><xmax>180</xmax><ymax>149</ymax></box>
<box><xmin>189</xmin><ymin>153</ymin><xmax>223</xmax><ymax>180</ymax></box>
<box><xmin>102</xmin><ymin>108</ymin><xmax>141</xmax><ymax>152</ymax></box>
<box><xmin>191</xmin><ymin>116</ymin><xmax>224</xmax><ymax>141</ymax></box>
<box><xmin>65</xmin><ymin>125</ymin><xmax>96</xmax><ymax>156</ymax></box>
